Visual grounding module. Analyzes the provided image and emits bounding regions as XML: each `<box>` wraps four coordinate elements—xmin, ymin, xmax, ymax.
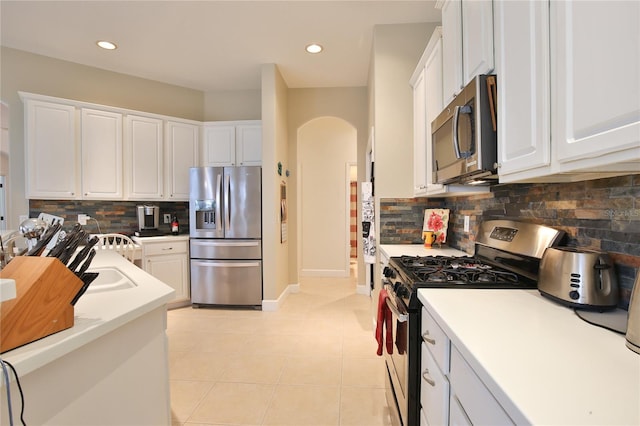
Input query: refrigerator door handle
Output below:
<box><xmin>215</xmin><ymin>172</ymin><xmax>223</xmax><ymax>231</ymax></box>
<box><xmin>225</xmin><ymin>173</ymin><xmax>231</xmax><ymax>231</ymax></box>
<box><xmin>192</xmin><ymin>240</ymin><xmax>260</xmax><ymax>247</ymax></box>
<box><xmin>192</xmin><ymin>260</ymin><xmax>261</xmax><ymax>268</ymax></box>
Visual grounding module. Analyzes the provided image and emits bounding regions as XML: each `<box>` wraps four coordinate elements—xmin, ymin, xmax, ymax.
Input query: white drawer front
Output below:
<box><xmin>449</xmin><ymin>394</ymin><xmax>472</xmax><ymax>426</ymax></box>
<box><xmin>421</xmin><ymin>307</ymin><xmax>450</xmax><ymax>372</ymax></box>
<box><xmin>420</xmin><ymin>342</ymin><xmax>449</xmax><ymax>426</ymax></box>
<box><xmin>144</xmin><ymin>241</ymin><xmax>188</xmax><ymax>256</ymax></box>
<box><xmin>450</xmin><ymin>346</ymin><xmax>514</xmax><ymax>425</ymax></box>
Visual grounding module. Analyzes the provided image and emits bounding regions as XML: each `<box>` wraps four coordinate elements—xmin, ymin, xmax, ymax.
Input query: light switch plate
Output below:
<box><xmin>464</xmin><ymin>216</ymin><xmax>470</xmax><ymax>233</ymax></box>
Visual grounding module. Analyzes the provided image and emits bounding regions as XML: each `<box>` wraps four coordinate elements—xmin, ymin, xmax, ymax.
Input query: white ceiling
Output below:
<box><xmin>1</xmin><ymin>1</ymin><xmax>442</xmax><ymax>92</ymax></box>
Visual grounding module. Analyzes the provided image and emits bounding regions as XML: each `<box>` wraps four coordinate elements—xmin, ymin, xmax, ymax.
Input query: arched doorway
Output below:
<box><xmin>297</xmin><ymin>117</ymin><xmax>357</xmax><ymax>277</ymax></box>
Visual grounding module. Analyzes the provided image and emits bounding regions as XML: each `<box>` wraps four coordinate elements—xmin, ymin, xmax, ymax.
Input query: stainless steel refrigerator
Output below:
<box><xmin>189</xmin><ymin>166</ymin><xmax>262</xmax><ymax>307</ymax></box>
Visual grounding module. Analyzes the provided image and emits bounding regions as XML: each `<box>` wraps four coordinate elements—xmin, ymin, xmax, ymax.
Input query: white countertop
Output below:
<box><xmin>132</xmin><ymin>234</ymin><xmax>190</xmax><ymax>243</ymax></box>
<box><xmin>418</xmin><ymin>288</ymin><xmax>640</xmax><ymax>425</ymax></box>
<box><xmin>1</xmin><ymin>251</ymin><xmax>175</xmax><ymax>376</ymax></box>
<box><xmin>380</xmin><ymin>244</ymin><xmax>469</xmax><ymax>258</ymax></box>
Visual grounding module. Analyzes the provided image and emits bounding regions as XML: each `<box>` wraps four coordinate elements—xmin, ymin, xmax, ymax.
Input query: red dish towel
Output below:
<box><xmin>376</xmin><ymin>289</ymin><xmax>394</xmax><ymax>356</ymax></box>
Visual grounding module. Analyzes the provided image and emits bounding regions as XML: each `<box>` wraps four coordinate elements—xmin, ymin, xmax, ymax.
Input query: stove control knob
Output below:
<box><xmin>569</xmin><ymin>290</ymin><xmax>580</xmax><ymax>300</ymax></box>
<box><xmin>383</xmin><ymin>267</ymin><xmax>395</xmax><ymax>279</ymax></box>
<box><xmin>394</xmin><ymin>283</ymin><xmax>409</xmax><ymax>298</ymax></box>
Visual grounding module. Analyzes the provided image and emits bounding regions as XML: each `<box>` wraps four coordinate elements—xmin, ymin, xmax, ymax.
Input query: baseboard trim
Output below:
<box><xmin>262</xmin><ymin>283</ymin><xmax>300</xmax><ymax>311</ymax></box>
<box><xmin>356</xmin><ymin>283</ymin><xmax>370</xmax><ymax>296</ymax></box>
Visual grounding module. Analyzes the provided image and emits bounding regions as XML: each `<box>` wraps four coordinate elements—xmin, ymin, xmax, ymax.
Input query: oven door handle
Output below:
<box><xmin>385</xmin><ymin>298</ymin><xmax>408</xmax><ymax>323</ymax></box>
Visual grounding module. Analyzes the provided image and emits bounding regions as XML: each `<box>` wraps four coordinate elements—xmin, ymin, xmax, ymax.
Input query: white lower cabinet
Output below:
<box><xmin>421</xmin><ymin>305</ymin><xmax>514</xmax><ymax>425</ymax></box>
<box><xmin>420</xmin><ymin>342</ymin><xmax>449</xmax><ymax>426</ymax></box>
<box><xmin>420</xmin><ymin>307</ymin><xmax>450</xmax><ymax>426</ymax></box>
<box><xmin>449</xmin><ymin>346</ymin><xmax>514</xmax><ymax>425</ymax></box>
<box><xmin>448</xmin><ymin>394</ymin><xmax>471</xmax><ymax>426</ymax></box>
<box><xmin>135</xmin><ymin>237</ymin><xmax>190</xmax><ymax>308</ymax></box>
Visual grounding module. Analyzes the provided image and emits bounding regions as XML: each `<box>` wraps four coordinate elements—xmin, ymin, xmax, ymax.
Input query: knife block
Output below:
<box><xmin>0</xmin><ymin>256</ymin><xmax>84</xmax><ymax>353</ymax></box>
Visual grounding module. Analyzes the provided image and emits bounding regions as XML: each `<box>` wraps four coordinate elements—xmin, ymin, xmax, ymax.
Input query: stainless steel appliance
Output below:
<box><xmin>431</xmin><ymin>74</ymin><xmax>498</xmax><ymax>185</ymax></box>
<box><xmin>189</xmin><ymin>166</ymin><xmax>262</xmax><ymax>307</ymax></box>
<box><xmin>137</xmin><ymin>205</ymin><xmax>159</xmax><ymax>230</ymax></box>
<box><xmin>382</xmin><ymin>220</ymin><xmax>564</xmax><ymax>426</ymax></box>
<box><xmin>626</xmin><ymin>272</ymin><xmax>640</xmax><ymax>354</ymax></box>
<box><xmin>538</xmin><ymin>247</ymin><xmax>619</xmax><ymax>310</ymax></box>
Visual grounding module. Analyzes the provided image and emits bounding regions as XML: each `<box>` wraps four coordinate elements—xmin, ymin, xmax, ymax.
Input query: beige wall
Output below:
<box><xmin>372</xmin><ymin>23</ymin><xmax>435</xmax><ymax>199</ymax></box>
<box><xmin>0</xmin><ymin>47</ymin><xmax>204</xmax><ymax>229</ymax></box>
<box><xmin>298</xmin><ymin>117</ymin><xmax>357</xmax><ymax>276</ymax></box>
<box><xmin>204</xmin><ymin>89</ymin><xmax>261</xmax><ymax>121</ymax></box>
<box><xmin>261</xmin><ymin>64</ymin><xmax>290</xmax><ymax>301</ymax></box>
<box><xmin>286</xmin><ymin>87</ymin><xmax>368</xmax><ymax>286</ymax></box>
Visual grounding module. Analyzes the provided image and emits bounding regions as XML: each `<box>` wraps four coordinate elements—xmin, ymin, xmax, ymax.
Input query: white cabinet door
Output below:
<box><xmin>461</xmin><ymin>0</ymin><xmax>495</xmax><ymax>85</ymax></box>
<box><xmin>147</xmin><ymin>253</ymin><xmax>189</xmax><ymax>305</ymax></box>
<box><xmin>25</xmin><ymin>100</ymin><xmax>80</xmax><ymax>199</ymax></box>
<box><xmin>81</xmin><ymin>108</ymin><xmax>123</xmax><ymax>199</ymax></box>
<box><xmin>126</xmin><ymin>115</ymin><xmax>163</xmax><ymax>200</ymax></box>
<box><xmin>166</xmin><ymin>121</ymin><xmax>199</xmax><ymax>200</ymax></box>
<box><xmin>412</xmin><ymin>66</ymin><xmax>428</xmax><ymax>196</ymax></box>
<box><xmin>551</xmin><ymin>1</ymin><xmax>640</xmax><ymax>166</ymax></box>
<box><xmin>203</xmin><ymin>124</ymin><xmax>236</xmax><ymax>166</ymax></box>
<box><xmin>236</xmin><ymin>123</ymin><xmax>262</xmax><ymax>166</ymax></box>
<box><xmin>495</xmin><ymin>0</ymin><xmax>551</xmax><ymax>176</ymax></box>
<box><xmin>441</xmin><ymin>0</ymin><xmax>463</xmax><ymax>104</ymax></box>
<box><xmin>423</xmin><ymin>34</ymin><xmax>446</xmax><ymax>196</ymax></box>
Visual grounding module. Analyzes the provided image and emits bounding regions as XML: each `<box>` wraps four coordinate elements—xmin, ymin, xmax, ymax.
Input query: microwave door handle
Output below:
<box><xmin>452</xmin><ymin>105</ymin><xmax>463</xmax><ymax>159</ymax></box>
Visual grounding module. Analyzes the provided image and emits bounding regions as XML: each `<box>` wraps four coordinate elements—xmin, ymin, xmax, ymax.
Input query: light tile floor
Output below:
<box><xmin>167</xmin><ymin>264</ymin><xmax>393</xmax><ymax>426</ymax></box>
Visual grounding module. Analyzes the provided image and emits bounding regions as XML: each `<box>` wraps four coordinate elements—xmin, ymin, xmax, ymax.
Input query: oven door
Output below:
<box><xmin>383</xmin><ymin>287</ymin><xmax>409</xmax><ymax>426</ymax></box>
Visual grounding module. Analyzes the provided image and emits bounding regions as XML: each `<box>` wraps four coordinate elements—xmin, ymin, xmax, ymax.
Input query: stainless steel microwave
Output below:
<box><xmin>431</xmin><ymin>75</ymin><xmax>498</xmax><ymax>184</ymax></box>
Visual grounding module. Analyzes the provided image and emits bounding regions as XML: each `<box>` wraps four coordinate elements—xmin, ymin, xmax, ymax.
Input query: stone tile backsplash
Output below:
<box><xmin>29</xmin><ymin>200</ymin><xmax>190</xmax><ymax>236</ymax></box>
<box><xmin>380</xmin><ymin>174</ymin><xmax>640</xmax><ymax>308</ymax></box>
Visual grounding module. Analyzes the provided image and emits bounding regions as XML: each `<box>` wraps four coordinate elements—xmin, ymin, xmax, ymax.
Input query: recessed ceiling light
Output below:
<box><xmin>305</xmin><ymin>43</ymin><xmax>323</xmax><ymax>54</ymax></box>
<box><xmin>97</xmin><ymin>40</ymin><xmax>117</xmax><ymax>50</ymax></box>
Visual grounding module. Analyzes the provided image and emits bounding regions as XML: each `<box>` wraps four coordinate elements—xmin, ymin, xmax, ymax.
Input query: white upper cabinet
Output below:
<box><xmin>494</xmin><ymin>0</ymin><xmax>551</xmax><ymax>176</ymax></box>
<box><xmin>165</xmin><ymin>120</ymin><xmax>199</xmax><ymax>200</ymax></box>
<box><xmin>412</xmin><ymin>27</ymin><xmax>445</xmax><ymax>196</ymax></box>
<box><xmin>497</xmin><ymin>0</ymin><xmax>640</xmax><ymax>182</ymax></box>
<box><xmin>235</xmin><ymin>123</ymin><xmax>262</xmax><ymax>166</ymax></box>
<box><xmin>551</xmin><ymin>1</ymin><xmax>640</xmax><ymax>168</ymax></box>
<box><xmin>440</xmin><ymin>0</ymin><xmax>494</xmax><ymax>105</ymax></box>
<box><xmin>441</xmin><ymin>0</ymin><xmax>464</xmax><ymax>105</ymax></box>
<box><xmin>125</xmin><ymin>115</ymin><xmax>163</xmax><ymax>200</ymax></box>
<box><xmin>411</xmin><ymin>27</ymin><xmax>490</xmax><ymax>198</ymax></box>
<box><xmin>412</xmin><ymin>67</ymin><xmax>428</xmax><ymax>195</ymax></box>
<box><xmin>202</xmin><ymin>120</ymin><xmax>262</xmax><ymax>167</ymax></box>
<box><xmin>24</xmin><ymin>99</ymin><xmax>80</xmax><ymax>199</ymax></box>
<box><xmin>81</xmin><ymin>108</ymin><xmax>123</xmax><ymax>199</ymax></box>
<box><xmin>461</xmin><ymin>0</ymin><xmax>494</xmax><ymax>85</ymax></box>
<box><xmin>203</xmin><ymin>124</ymin><xmax>235</xmax><ymax>166</ymax></box>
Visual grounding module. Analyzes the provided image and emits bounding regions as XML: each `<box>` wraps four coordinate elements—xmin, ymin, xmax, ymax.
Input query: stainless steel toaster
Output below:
<box><xmin>538</xmin><ymin>247</ymin><xmax>618</xmax><ymax>310</ymax></box>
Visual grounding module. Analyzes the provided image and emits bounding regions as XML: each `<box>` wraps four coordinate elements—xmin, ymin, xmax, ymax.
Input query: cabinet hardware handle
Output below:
<box><xmin>422</xmin><ymin>369</ymin><xmax>436</xmax><ymax>386</ymax></box>
<box><xmin>162</xmin><ymin>247</ymin><xmax>173</xmax><ymax>251</ymax></box>
<box><xmin>422</xmin><ymin>331</ymin><xmax>436</xmax><ymax>345</ymax></box>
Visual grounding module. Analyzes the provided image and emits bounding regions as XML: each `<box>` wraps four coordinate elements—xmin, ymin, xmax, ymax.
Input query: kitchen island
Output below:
<box><xmin>0</xmin><ymin>250</ymin><xmax>175</xmax><ymax>425</ymax></box>
<box><xmin>418</xmin><ymin>288</ymin><xmax>640</xmax><ymax>425</ymax></box>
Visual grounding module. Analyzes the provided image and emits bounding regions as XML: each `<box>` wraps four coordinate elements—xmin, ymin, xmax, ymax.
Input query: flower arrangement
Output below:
<box><xmin>423</xmin><ymin>209</ymin><xmax>450</xmax><ymax>244</ymax></box>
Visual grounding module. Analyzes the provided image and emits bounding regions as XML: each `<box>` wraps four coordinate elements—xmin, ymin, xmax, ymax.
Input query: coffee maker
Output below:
<box><xmin>135</xmin><ymin>205</ymin><xmax>162</xmax><ymax>236</ymax></box>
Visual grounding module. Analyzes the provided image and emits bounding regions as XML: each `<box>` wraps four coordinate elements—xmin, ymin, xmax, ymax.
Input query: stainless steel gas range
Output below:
<box><xmin>381</xmin><ymin>220</ymin><xmax>565</xmax><ymax>426</ymax></box>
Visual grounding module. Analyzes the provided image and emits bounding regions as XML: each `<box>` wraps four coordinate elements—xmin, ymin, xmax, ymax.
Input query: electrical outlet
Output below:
<box><xmin>464</xmin><ymin>215</ymin><xmax>470</xmax><ymax>233</ymax></box>
<box><xmin>163</xmin><ymin>214</ymin><xmax>171</xmax><ymax>224</ymax></box>
<box><xmin>78</xmin><ymin>214</ymin><xmax>89</xmax><ymax>225</ymax></box>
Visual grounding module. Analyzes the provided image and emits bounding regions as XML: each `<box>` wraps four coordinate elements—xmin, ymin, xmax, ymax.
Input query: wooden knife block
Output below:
<box><xmin>0</xmin><ymin>256</ymin><xmax>84</xmax><ymax>353</ymax></box>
